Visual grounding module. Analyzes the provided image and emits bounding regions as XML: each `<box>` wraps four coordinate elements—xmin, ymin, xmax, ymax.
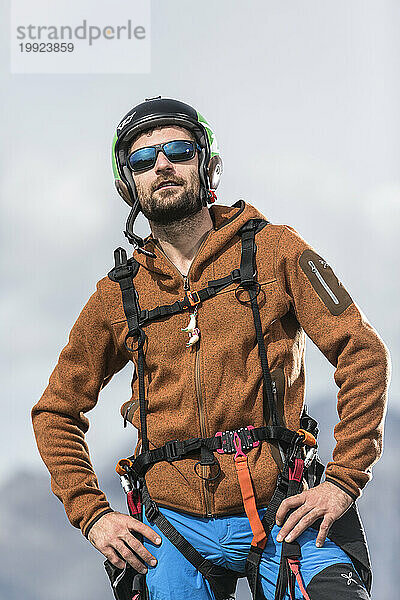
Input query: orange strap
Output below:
<box><xmin>233</xmin><ymin>432</ymin><xmax>267</xmax><ymax>549</ymax></box>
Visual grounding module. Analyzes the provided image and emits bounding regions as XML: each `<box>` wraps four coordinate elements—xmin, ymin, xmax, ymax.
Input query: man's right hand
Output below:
<box><xmin>87</xmin><ymin>511</ymin><xmax>162</xmax><ymax>574</ymax></box>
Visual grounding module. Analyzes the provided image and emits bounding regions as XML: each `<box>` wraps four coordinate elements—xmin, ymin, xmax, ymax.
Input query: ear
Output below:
<box><xmin>115</xmin><ymin>179</ymin><xmax>133</xmax><ymax>206</ymax></box>
<box><xmin>208</xmin><ymin>155</ymin><xmax>223</xmax><ymax>190</ymax></box>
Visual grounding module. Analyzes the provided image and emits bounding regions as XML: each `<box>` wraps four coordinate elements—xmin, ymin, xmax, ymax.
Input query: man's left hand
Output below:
<box><xmin>275</xmin><ymin>480</ymin><xmax>354</xmax><ymax>547</ymax></box>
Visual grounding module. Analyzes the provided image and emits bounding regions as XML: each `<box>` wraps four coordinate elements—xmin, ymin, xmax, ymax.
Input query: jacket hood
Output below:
<box><xmin>132</xmin><ymin>200</ymin><xmax>266</xmax><ymax>283</ymax></box>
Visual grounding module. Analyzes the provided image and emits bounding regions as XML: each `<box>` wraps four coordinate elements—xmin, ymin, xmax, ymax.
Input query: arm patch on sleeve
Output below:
<box><xmin>299</xmin><ymin>249</ymin><xmax>353</xmax><ymax>316</ymax></box>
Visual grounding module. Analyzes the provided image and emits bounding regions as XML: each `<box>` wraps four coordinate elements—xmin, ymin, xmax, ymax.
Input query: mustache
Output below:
<box><xmin>153</xmin><ymin>178</ymin><xmax>185</xmax><ymax>192</ymax></box>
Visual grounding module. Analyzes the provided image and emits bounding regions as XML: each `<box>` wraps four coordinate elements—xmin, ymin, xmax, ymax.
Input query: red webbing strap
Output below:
<box><xmin>287</xmin><ymin>558</ymin><xmax>311</xmax><ymax>600</ymax></box>
<box><xmin>233</xmin><ymin>433</ymin><xmax>267</xmax><ymax>550</ymax></box>
<box><xmin>289</xmin><ymin>457</ymin><xmax>304</xmax><ymax>483</ymax></box>
<box><xmin>127</xmin><ymin>490</ymin><xmax>142</xmax><ymax>517</ymax></box>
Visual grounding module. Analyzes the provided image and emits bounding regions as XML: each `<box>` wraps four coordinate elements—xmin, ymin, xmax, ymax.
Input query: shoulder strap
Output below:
<box><xmin>108</xmin><ymin>247</ymin><xmax>150</xmax><ymax>453</ymax></box>
<box><xmin>237</xmin><ymin>220</ymin><xmax>280</xmax><ymax>428</ymax></box>
<box><xmin>108</xmin><ymin>248</ymin><xmax>142</xmax><ymax>343</ymax></box>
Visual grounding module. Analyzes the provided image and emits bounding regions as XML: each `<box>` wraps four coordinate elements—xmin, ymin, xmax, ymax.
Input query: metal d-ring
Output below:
<box><xmin>194</xmin><ymin>460</ymin><xmax>221</xmax><ymax>482</ymax></box>
<box><xmin>234</xmin><ymin>280</ymin><xmax>261</xmax><ymax>305</ymax></box>
<box><xmin>124</xmin><ymin>328</ymin><xmax>146</xmax><ymax>352</ymax></box>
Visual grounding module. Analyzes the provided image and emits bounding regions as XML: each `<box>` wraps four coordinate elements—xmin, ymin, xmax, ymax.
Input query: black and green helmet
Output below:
<box><xmin>112</xmin><ymin>96</ymin><xmax>223</xmax><ymax>250</ymax></box>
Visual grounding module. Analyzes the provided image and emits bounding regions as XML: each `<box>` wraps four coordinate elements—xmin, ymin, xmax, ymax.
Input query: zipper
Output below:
<box><xmin>155</xmin><ymin>233</ymin><xmax>213</xmax><ymax>515</ymax></box>
<box><xmin>185</xmin><ymin>275</ymin><xmax>212</xmax><ymax>516</ymax></box>
<box><xmin>308</xmin><ymin>260</ymin><xmax>340</xmax><ymax>305</ymax></box>
<box><xmin>195</xmin><ymin>342</ymin><xmax>212</xmax><ymax>515</ymax></box>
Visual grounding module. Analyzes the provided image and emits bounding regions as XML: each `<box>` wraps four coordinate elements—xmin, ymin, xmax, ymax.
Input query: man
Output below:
<box><xmin>32</xmin><ymin>97</ymin><xmax>390</xmax><ymax>600</ymax></box>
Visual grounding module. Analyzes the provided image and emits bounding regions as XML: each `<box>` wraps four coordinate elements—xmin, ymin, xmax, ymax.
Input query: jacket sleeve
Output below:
<box><xmin>275</xmin><ymin>225</ymin><xmax>391</xmax><ymax>499</ymax></box>
<box><xmin>31</xmin><ymin>282</ymin><xmax>129</xmax><ymax>537</ymax></box>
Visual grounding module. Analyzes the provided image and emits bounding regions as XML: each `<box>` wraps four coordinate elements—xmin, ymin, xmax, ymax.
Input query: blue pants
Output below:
<box><xmin>143</xmin><ymin>505</ymin><xmax>368</xmax><ymax>599</ymax></box>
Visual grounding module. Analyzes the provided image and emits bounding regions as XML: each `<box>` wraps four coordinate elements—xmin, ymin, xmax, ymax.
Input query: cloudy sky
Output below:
<box><xmin>1</xmin><ymin>0</ymin><xmax>399</xmax><ymax>490</ymax></box>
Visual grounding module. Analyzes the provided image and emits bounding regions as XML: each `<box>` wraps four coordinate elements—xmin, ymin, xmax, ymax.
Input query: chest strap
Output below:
<box><xmin>110</xmin><ymin>263</ymin><xmax>244</xmax><ymax>327</ymax></box>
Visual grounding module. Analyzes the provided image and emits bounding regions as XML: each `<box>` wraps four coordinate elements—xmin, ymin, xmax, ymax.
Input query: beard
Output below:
<box><xmin>136</xmin><ymin>172</ymin><xmax>203</xmax><ymax>226</ymax></box>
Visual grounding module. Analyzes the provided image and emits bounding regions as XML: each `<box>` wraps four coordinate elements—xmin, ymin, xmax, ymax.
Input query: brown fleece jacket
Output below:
<box><xmin>31</xmin><ymin>200</ymin><xmax>390</xmax><ymax>538</ymax></box>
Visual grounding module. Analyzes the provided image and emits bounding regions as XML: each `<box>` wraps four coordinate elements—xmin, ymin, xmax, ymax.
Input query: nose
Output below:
<box><xmin>154</xmin><ymin>149</ymin><xmax>175</xmax><ymax>174</ymax></box>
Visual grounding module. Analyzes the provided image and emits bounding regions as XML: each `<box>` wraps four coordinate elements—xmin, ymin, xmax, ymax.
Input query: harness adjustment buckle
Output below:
<box><xmin>276</xmin><ymin>472</ymin><xmax>289</xmax><ymax>494</ymax></box>
<box><xmin>139</xmin><ymin>309</ymin><xmax>149</xmax><ymax>325</ymax></box>
<box><xmin>231</xmin><ymin>268</ymin><xmax>241</xmax><ymax>280</ymax></box>
<box><xmin>112</xmin><ymin>264</ymin><xmax>134</xmax><ymax>281</ymax></box>
<box><xmin>164</xmin><ymin>440</ymin><xmax>181</xmax><ymax>462</ymax></box>
<box><xmin>145</xmin><ymin>498</ymin><xmax>159</xmax><ymax>522</ymax></box>
<box><xmin>215</xmin><ymin>425</ymin><xmax>259</xmax><ymax>454</ymax></box>
<box><xmin>183</xmin><ymin>290</ymin><xmax>201</xmax><ymax>308</ymax></box>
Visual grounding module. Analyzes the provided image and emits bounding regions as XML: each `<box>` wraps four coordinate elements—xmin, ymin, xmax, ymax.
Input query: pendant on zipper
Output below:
<box><xmin>181</xmin><ymin>306</ymin><xmax>200</xmax><ymax>347</ymax></box>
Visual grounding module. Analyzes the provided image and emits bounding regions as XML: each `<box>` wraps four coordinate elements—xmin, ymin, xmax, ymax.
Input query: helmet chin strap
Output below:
<box><xmin>119</xmin><ymin>165</ymin><xmax>156</xmax><ymax>257</ymax></box>
<box><xmin>124</xmin><ymin>200</ymin><xmax>157</xmax><ymax>257</ymax></box>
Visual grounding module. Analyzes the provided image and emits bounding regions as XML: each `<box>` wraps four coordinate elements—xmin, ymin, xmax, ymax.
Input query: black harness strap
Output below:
<box><xmin>236</xmin><ymin>220</ymin><xmax>279</xmax><ymax>428</ymax></box>
<box><xmin>236</xmin><ymin>221</ymin><xmax>307</xmax><ymax>599</ymax></box>
<box><xmin>111</xmin><ymin>248</ymin><xmax>141</xmax><ymax>335</ymax></box>
<box><xmin>110</xmin><ymin>248</ymin><xmax>149</xmax><ymax>454</ymax></box>
<box><xmin>139</xmin><ymin>269</ymin><xmax>242</xmax><ymax>326</ymax></box>
<box><xmin>140</xmin><ymin>485</ymin><xmax>238</xmax><ymax>600</ymax></box>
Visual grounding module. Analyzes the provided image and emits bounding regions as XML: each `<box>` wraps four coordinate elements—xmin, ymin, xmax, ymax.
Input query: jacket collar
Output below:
<box><xmin>132</xmin><ymin>200</ymin><xmax>266</xmax><ymax>287</ymax></box>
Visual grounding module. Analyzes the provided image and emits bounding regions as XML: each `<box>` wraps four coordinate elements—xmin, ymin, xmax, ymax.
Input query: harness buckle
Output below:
<box><xmin>276</xmin><ymin>472</ymin><xmax>289</xmax><ymax>494</ymax></box>
<box><xmin>183</xmin><ymin>290</ymin><xmax>201</xmax><ymax>308</ymax></box>
<box><xmin>164</xmin><ymin>440</ymin><xmax>181</xmax><ymax>462</ymax></box>
<box><xmin>112</xmin><ymin>264</ymin><xmax>134</xmax><ymax>281</ymax></box>
<box><xmin>215</xmin><ymin>426</ymin><xmax>259</xmax><ymax>454</ymax></box>
<box><xmin>231</xmin><ymin>268</ymin><xmax>241</xmax><ymax>280</ymax></box>
<box><xmin>145</xmin><ymin>498</ymin><xmax>159</xmax><ymax>522</ymax></box>
<box><xmin>140</xmin><ymin>309</ymin><xmax>149</xmax><ymax>325</ymax></box>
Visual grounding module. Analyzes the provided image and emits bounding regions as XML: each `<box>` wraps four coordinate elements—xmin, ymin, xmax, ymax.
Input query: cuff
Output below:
<box><xmin>325</xmin><ymin>477</ymin><xmax>358</xmax><ymax>502</ymax></box>
<box><xmin>83</xmin><ymin>508</ymin><xmax>115</xmax><ymax>539</ymax></box>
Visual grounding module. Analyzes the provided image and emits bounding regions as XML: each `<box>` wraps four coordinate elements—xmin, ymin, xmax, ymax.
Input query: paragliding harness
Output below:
<box><xmin>104</xmin><ymin>218</ymin><xmax>372</xmax><ymax>600</ymax></box>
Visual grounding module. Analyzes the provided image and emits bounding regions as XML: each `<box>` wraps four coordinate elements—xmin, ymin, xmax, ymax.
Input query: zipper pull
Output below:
<box><xmin>183</xmin><ymin>275</ymin><xmax>190</xmax><ymax>291</ymax></box>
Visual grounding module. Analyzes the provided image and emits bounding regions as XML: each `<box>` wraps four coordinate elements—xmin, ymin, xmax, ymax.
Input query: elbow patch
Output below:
<box><xmin>299</xmin><ymin>249</ymin><xmax>352</xmax><ymax>316</ymax></box>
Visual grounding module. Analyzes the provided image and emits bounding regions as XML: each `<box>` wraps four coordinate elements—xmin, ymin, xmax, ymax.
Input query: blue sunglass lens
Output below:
<box><xmin>163</xmin><ymin>141</ymin><xmax>196</xmax><ymax>162</ymax></box>
<box><xmin>128</xmin><ymin>147</ymin><xmax>156</xmax><ymax>172</ymax></box>
<box><xmin>128</xmin><ymin>141</ymin><xmax>197</xmax><ymax>173</ymax></box>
